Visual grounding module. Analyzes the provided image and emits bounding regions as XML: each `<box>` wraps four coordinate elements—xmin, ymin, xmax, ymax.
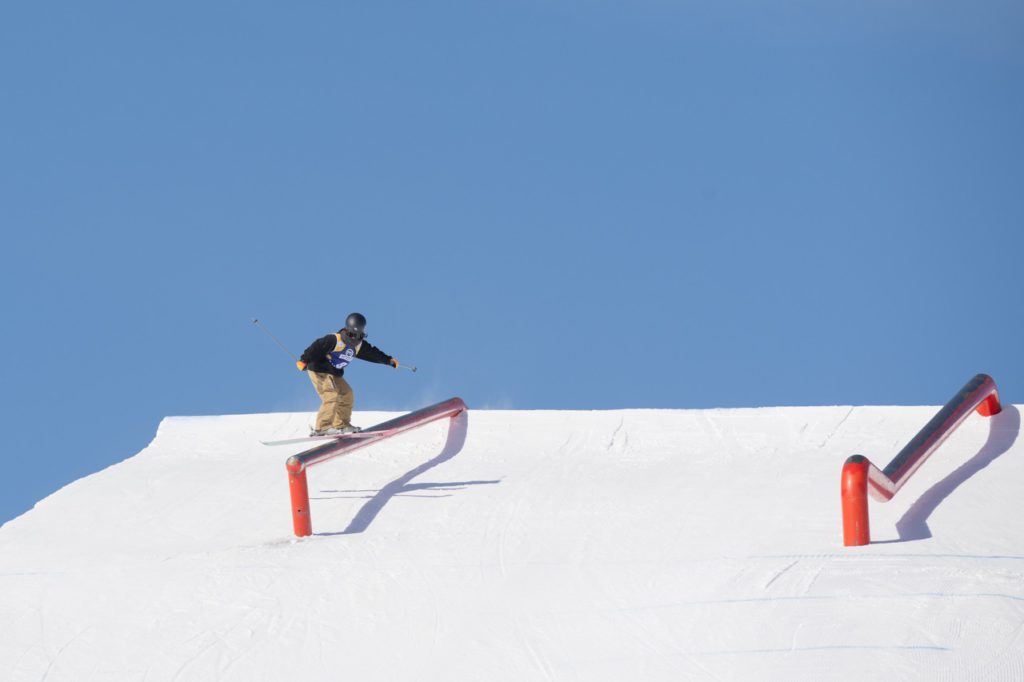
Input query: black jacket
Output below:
<box><xmin>300</xmin><ymin>331</ymin><xmax>393</xmax><ymax>377</ymax></box>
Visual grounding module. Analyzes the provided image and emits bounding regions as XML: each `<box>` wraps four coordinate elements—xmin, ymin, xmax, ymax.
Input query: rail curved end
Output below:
<box><xmin>975</xmin><ymin>375</ymin><xmax>1002</xmax><ymax>416</ymax></box>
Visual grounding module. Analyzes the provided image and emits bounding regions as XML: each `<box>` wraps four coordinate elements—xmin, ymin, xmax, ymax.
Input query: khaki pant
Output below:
<box><xmin>308</xmin><ymin>371</ymin><xmax>355</xmax><ymax>430</ymax></box>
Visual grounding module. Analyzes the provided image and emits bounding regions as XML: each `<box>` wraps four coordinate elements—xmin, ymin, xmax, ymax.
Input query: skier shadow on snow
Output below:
<box><xmin>316</xmin><ymin>410</ymin><xmax>497</xmax><ymax>536</ymax></box>
<box><xmin>890</xmin><ymin>404</ymin><xmax>1020</xmax><ymax>544</ymax></box>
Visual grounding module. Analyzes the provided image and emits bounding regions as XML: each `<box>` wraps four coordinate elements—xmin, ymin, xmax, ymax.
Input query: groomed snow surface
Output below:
<box><xmin>1</xmin><ymin>404</ymin><xmax>1022</xmax><ymax>681</ymax></box>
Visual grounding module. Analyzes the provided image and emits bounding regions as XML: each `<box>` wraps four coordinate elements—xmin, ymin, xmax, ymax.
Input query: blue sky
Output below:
<box><xmin>2</xmin><ymin>1</ymin><xmax>1022</xmax><ymax>524</ymax></box>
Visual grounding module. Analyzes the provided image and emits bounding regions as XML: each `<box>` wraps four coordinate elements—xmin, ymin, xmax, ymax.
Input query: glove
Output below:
<box><xmin>389</xmin><ymin>358</ymin><xmax>399</xmax><ymax>369</ymax></box>
<box><xmin>296</xmin><ymin>360</ymin><xmax>308</xmax><ymax>371</ymax></box>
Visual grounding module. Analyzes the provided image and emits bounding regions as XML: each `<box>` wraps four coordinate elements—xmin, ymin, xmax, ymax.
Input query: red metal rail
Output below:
<box><xmin>286</xmin><ymin>397</ymin><xmax>468</xmax><ymax>537</ymax></box>
<box><xmin>841</xmin><ymin>374</ymin><xmax>1002</xmax><ymax>546</ymax></box>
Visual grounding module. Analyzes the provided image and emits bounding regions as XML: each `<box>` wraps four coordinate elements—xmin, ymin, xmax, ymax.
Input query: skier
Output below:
<box><xmin>296</xmin><ymin>313</ymin><xmax>399</xmax><ymax>436</ymax></box>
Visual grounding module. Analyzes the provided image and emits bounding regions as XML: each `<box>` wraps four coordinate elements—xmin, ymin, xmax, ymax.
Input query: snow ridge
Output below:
<box><xmin>1</xmin><ymin>405</ymin><xmax>1022</xmax><ymax>681</ymax></box>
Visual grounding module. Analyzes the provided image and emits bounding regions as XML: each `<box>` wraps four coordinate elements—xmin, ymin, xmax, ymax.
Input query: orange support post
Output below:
<box><xmin>840</xmin><ymin>374</ymin><xmax>1002</xmax><ymax>547</ymax></box>
<box><xmin>841</xmin><ymin>456</ymin><xmax>871</xmax><ymax>546</ymax></box>
<box><xmin>977</xmin><ymin>393</ymin><xmax>1001</xmax><ymax>417</ymax></box>
<box><xmin>287</xmin><ymin>463</ymin><xmax>311</xmax><ymax>537</ymax></box>
<box><xmin>285</xmin><ymin>397</ymin><xmax>467</xmax><ymax>537</ymax></box>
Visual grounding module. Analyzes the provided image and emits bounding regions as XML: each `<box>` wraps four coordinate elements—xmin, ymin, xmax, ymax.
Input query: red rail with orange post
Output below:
<box><xmin>286</xmin><ymin>397</ymin><xmax>468</xmax><ymax>537</ymax></box>
<box><xmin>840</xmin><ymin>374</ymin><xmax>1001</xmax><ymax>546</ymax></box>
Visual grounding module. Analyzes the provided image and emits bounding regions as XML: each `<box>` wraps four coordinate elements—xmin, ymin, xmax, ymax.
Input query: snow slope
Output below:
<box><xmin>1</xmin><ymin>404</ymin><xmax>1022</xmax><ymax>681</ymax></box>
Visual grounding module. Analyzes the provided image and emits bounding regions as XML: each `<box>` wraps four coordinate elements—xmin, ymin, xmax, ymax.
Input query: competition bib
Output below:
<box><xmin>327</xmin><ymin>333</ymin><xmax>358</xmax><ymax>369</ymax></box>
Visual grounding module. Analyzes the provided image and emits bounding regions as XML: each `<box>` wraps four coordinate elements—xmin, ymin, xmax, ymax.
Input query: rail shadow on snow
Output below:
<box><xmin>316</xmin><ymin>410</ymin><xmax>494</xmax><ymax>536</ymax></box>
<box><xmin>314</xmin><ymin>480</ymin><xmax>501</xmax><ymax>500</ymax></box>
<box><xmin>891</xmin><ymin>404</ymin><xmax>1021</xmax><ymax>543</ymax></box>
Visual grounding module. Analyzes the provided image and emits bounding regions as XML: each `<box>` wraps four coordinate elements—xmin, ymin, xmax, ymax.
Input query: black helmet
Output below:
<box><xmin>344</xmin><ymin>312</ymin><xmax>367</xmax><ymax>340</ymax></box>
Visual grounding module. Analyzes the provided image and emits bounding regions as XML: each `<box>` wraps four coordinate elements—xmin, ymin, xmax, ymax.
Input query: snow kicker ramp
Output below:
<box><xmin>1</xmin><ymin>405</ymin><xmax>1022</xmax><ymax>681</ymax></box>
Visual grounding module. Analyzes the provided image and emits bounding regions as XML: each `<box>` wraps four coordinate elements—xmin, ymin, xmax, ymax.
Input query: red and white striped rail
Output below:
<box><xmin>286</xmin><ymin>397</ymin><xmax>468</xmax><ymax>537</ymax></box>
<box><xmin>840</xmin><ymin>374</ymin><xmax>1002</xmax><ymax>546</ymax></box>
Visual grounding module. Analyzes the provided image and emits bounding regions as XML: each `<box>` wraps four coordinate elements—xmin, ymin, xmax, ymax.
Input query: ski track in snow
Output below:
<box><xmin>0</xmin><ymin>406</ymin><xmax>1022</xmax><ymax>681</ymax></box>
<box><xmin>819</xmin><ymin>406</ymin><xmax>856</xmax><ymax>449</ymax></box>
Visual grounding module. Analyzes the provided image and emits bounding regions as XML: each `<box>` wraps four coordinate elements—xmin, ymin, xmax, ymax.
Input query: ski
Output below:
<box><xmin>260</xmin><ymin>431</ymin><xmax>382</xmax><ymax>446</ymax></box>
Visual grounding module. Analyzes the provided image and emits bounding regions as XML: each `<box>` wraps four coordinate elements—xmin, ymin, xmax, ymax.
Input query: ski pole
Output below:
<box><xmin>398</xmin><ymin>363</ymin><xmax>418</xmax><ymax>373</ymax></box>
<box><xmin>251</xmin><ymin>318</ymin><xmax>298</xmax><ymax>361</ymax></box>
